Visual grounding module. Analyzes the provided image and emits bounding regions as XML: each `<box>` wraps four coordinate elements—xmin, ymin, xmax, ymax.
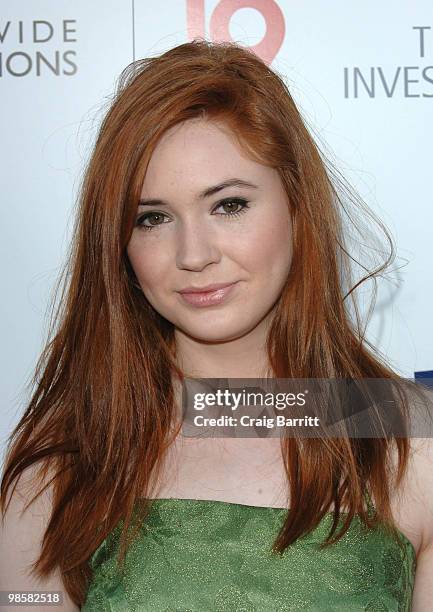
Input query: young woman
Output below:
<box><xmin>1</xmin><ymin>40</ymin><xmax>432</xmax><ymax>611</ymax></box>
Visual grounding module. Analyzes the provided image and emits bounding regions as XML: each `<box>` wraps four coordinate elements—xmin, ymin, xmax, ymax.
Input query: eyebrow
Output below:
<box><xmin>138</xmin><ymin>178</ymin><xmax>259</xmax><ymax>207</ymax></box>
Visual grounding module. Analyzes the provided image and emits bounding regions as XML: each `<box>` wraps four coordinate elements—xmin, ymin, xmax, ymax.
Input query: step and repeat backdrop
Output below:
<box><xmin>1</xmin><ymin>1</ymin><xmax>432</xmax><ymax>452</ymax></box>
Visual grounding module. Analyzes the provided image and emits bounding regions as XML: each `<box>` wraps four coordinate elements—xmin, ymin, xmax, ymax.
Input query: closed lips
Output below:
<box><xmin>178</xmin><ymin>282</ymin><xmax>237</xmax><ymax>294</ymax></box>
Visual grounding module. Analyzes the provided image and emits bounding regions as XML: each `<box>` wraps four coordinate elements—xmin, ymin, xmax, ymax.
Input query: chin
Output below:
<box><xmin>176</xmin><ymin>317</ymin><xmax>259</xmax><ymax>344</ymax></box>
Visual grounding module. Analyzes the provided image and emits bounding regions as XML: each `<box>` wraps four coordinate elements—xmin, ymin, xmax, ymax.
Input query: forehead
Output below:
<box><xmin>141</xmin><ymin>118</ymin><xmax>269</xmax><ymax>196</ymax></box>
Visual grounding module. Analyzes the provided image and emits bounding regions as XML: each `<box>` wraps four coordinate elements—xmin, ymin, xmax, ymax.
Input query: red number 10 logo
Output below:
<box><xmin>186</xmin><ymin>0</ymin><xmax>285</xmax><ymax>65</ymax></box>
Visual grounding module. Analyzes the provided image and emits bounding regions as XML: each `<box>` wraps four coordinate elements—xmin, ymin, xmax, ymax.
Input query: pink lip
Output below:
<box><xmin>177</xmin><ymin>282</ymin><xmax>239</xmax><ymax>308</ymax></box>
<box><xmin>179</xmin><ymin>281</ymin><xmax>237</xmax><ymax>294</ymax></box>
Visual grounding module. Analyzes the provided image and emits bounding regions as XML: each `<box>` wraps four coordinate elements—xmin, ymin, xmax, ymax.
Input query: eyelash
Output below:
<box><xmin>135</xmin><ymin>197</ymin><xmax>250</xmax><ymax>232</ymax></box>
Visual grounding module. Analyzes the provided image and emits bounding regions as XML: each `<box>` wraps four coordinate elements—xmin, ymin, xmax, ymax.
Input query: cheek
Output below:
<box><xmin>127</xmin><ymin>238</ymin><xmax>165</xmax><ymax>289</ymax></box>
<box><xmin>235</xmin><ymin>208</ymin><xmax>293</xmax><ymax>274</ymax></box>
<box><xmin>266</xmin><ymin>206</ymin><xmax>293</xmax><ymax>267</ymax></box>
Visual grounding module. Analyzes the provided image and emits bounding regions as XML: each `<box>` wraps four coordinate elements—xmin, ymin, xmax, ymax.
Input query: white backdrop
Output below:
<box><xmin>1</xmin><ymin>1</ymin><xmax>432</xmax><ymax>458</ymax></box>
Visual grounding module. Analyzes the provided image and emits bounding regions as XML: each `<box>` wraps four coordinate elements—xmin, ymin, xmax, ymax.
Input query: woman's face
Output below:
<box><xmin>127</xmin><ymin>117</ymin><xmax>293</xmax><ymax>343</ymax></box>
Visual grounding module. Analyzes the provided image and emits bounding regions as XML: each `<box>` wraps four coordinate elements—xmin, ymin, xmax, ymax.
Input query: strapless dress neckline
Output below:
<box><xmin>83</xmin><ymin>495</ymin><xmax>417</xmax><ymax>611</ymax></box>
<box><xmin>145</xmin><ymin>496</ymin><xmax>417</xmax><ymax>559</ymax></box>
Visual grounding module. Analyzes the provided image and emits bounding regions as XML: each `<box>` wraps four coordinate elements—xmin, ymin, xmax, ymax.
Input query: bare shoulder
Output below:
<box><xmin>0</xmin><ymin>462</ymin><xmax>79</xmax><ymax>611</ymax></box>
<box><xmin>401</xmin><ymin>437</ymin><xmax>433</xmax><ymax>609</ymax></box>
<box><xmin>389</xmin><ymin>436</ymin><xmax>433</xmax><ymax>558</ymax></box>
<box><xmin>407</xmin><ymin>437</ymin><xmax>433</xmax><ymax>551</ymax></box>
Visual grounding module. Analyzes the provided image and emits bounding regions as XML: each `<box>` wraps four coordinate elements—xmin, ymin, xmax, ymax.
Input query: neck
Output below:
<box><xmin>173</xmin><ymin>316</ymin><xmax>273</xmax><ymax>379</ymax></box>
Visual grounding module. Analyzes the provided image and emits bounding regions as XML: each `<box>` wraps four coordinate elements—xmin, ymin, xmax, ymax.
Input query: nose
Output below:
<box><xmin>175</xmin><ymin>219</ymin><xmax>221</xmax><ymax>271</ymax></box>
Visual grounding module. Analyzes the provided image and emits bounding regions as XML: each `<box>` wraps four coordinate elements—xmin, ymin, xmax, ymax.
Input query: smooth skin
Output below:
<box><xmin>127</xmin><ymin>117</ymin><xmax>293</xmax><ymax>379</ymax></box>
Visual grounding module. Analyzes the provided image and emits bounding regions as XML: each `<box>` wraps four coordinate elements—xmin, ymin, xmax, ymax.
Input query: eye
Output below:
<box><xmin>135</xmin><ymin>211</ymin><xmax>169</xmax><ymax>231</ymax></box>
<box><xmin>212</xmin><ymin>197</ymin><xmax>250</xmax><ymax>219</ymax></box>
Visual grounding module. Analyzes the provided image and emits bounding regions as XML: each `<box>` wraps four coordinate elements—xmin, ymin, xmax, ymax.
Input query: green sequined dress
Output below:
<box><xmin>82</xmin><ymin>496</ymin><xmax>416</xmax><ymax>611</ymax></box>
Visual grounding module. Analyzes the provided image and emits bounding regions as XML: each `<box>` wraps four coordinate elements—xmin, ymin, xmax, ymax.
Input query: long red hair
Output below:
<box><xmin>0</xmin><ymin>39</ymin><xmax>423</xmax><ymax>606</ymax></box>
